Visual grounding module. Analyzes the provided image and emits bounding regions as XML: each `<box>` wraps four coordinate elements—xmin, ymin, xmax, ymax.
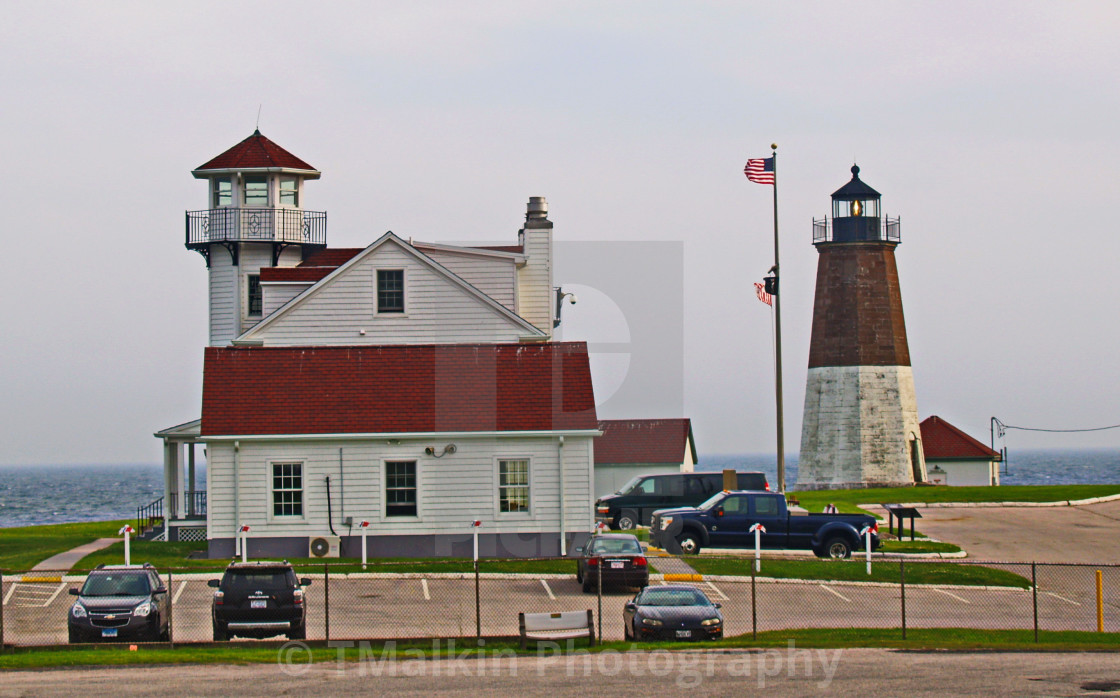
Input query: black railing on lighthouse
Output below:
<box><xmin>185</xmin><ymin>208</ymin><xmax>327</xmax><ymax>247</ymax></box>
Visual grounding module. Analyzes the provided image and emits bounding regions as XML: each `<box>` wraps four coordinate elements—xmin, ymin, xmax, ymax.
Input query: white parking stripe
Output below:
<box><xmin>706</xmin><ymin>582</ymin><xmax>728</xmax><ymax>600</ymax></box>
<box><xmin>173</xmin><ymin>581</ymin><xmax>188</xmax><ymax>605</ymax></box>
<box><xmin>2</xmin><ymin>584</ymin><xmax>18</xmax><ymax>605</ymax></box>
<box><xmin>421</xmin><ymin>578</ymin><xmax>431</xmax><ymax>601</ymax></box>
<box><xmin>540</xmin><ymin>579</ymin><xmax>556</xmax><ymax>600</ymax></box>
<box><xmin>1045</xmin><ymin>591</ymin><xmax>1081</xmax><ymax>606</ymax></box>
<box><xmin>44</xmin><ymin>583</ymin><xmax>67</xmax><ymax>606</ymax></box>
<box><xmin>932</xmin><ymin>588</ymin><xmax>970</xmax><ymax>604</ymax></box>
<box><xmin>819</xmin><ymin>584</ymin><xmax>851</xmax><ymax>602</ymax></box>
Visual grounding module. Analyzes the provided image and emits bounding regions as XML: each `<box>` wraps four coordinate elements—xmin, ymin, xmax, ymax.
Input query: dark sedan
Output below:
<box><xmin>623</xmin><ymin>584</ymin><xmax>723</xmax><ymax>641</ymax></box>
<box><xmin>574</xmin><ymin>534</ymin><xmax>649</xmax><ymax>593</ymax></box>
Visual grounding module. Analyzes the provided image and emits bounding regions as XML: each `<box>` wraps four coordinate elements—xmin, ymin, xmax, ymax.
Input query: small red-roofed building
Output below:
<box><xmin>593</xmin><ymin>419</ymin><xmax>697</xmax><ymax>498</ymax></box>
<box><xmin>920</xmin><ymin>416</ymin><xmax>1002</xmax><ymax>486</ymax></box>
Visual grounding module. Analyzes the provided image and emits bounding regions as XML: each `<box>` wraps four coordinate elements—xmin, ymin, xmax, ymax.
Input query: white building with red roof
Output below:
<box><xmin>593</xmin><ymin>419</ymin><xmax>697</xmax><ymax>498</ymax></box>
<box><xmin>919</xmin><ymin>416</ymin><xmax>1002</xmax><ymax>487</ymax></box>
<box><xmin>154</xmin><ymin>131</ymin><xmax>600</xmax><ymax>558</ymax></box>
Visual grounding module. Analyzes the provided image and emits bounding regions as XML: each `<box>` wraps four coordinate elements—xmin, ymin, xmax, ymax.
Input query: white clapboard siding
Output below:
<box><xmin>206</xmin><ymin>435</ymin><xmax>596</xmax><ymax>538</ymax></box>
<box><xmin>421</xmin><ymin>249</ymin><xmax>518</xmax><ymax>312</ymax></box>
<box><xmin>208</xmin><ymin>252</ymin><xmax>237</xmax><ymax>346</ymax></box>
<box><xmin>261</xmin><ymin>282</ymin><xmax>313</xmax><ymax>317</ymax></box>
<box><xmin>248</xmin><ymin>242</ymin><xmax>533</xmax><ymax>346</ymax></box>
<box><xmin>517</xmin><ymin>226</ymin><xmax>552</xmax><ymax>335</ymax></box>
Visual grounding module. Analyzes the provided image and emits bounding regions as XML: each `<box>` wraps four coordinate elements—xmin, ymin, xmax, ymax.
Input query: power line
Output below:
<box><xmin>992</xmin><ymin>417</ymin><xmax>1120</xmax><ymax>438</ymax></box>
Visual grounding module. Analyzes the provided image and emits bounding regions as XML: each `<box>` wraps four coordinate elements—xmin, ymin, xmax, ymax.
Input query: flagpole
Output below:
<box><xmin>771</xmin><ymin>143</ymin><xmax>786</xmax><ymax>493</ymax></box>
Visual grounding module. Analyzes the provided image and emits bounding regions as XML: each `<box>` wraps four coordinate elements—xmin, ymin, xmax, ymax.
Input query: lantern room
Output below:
<box><xmin>812</xmin><ymin>165</ymin><xmax>899</xmax><ymax>245</ymax></box>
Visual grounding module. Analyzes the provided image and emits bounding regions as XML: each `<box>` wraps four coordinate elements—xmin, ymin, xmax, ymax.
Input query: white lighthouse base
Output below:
<box><xmin>797</xmin><ymin>365</ymin><xmax>926</xmax><ymax>490</ymax></box>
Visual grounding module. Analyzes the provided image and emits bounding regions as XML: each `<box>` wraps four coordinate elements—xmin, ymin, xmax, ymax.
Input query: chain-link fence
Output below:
<box><xmin>2</xmin><ymin>558</ymin><xmax>1117</xmax><ymax>648</ymax></box>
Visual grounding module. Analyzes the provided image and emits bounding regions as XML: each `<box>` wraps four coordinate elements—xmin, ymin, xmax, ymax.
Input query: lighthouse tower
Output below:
<box><xmin>797</xmin><ymin>166</ymin><xmax>926</xmax><ymax>489</ymax></box>
<box><xmin>186</xmin><ymin>131</ymin><xmax>326</xmax><ymax>346</ymax></box>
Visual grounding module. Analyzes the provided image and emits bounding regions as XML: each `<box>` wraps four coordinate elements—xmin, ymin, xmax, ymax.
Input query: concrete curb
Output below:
<box><xmin>701</xmin><ymin>573</ymin><xmax>1030</xmax><ymax>592</ymax></box>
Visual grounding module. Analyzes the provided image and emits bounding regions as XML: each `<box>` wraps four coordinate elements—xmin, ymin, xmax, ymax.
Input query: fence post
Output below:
<box><xmin>1032</xmin><ymin>562</ymin><xmax>1038</xmax><ymax>643</ymax></box>
<box><xmin>324</xmin><ymin>562</ymin><xmax>330</xmax><ymax>644</ymax></box>
<box><xmin>597</xmin><ymin>559</ymin><xmax>603</xmax><ymax>644</ymax></box>
<box><xmin>900</xmin><ymin>559</ymin><xmax>906</xmax><ymax>640</ymax></box>
<box><xmin>751</xmin><ymin>564</ymin><xmax>757</xmax><ymax>640</ymax></box>
<box><xmin>167</xmin><ymin>569</ymin><xmax>174</xmax><ymax>649</ymax></box>
<box><xmin>1098</xmin><ymin>570</ymin><xmax>1105</xmax><ymax>633</ymax></box>
<box><xmin>0</xmin><ymin>570</ymin><xmax>5</xmax><ymax>653</ymax></box>
<box><xmin>474</xmin><ymin>558</ymin><xmax>481</xmax><ymax>642</ymax></box>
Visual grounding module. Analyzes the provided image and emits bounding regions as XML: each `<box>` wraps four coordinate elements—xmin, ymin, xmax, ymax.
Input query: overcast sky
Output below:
<box><xmin>2</xmin><ymin>1</ymin><xmax>1119</xmax><ymax>466</ymax></box>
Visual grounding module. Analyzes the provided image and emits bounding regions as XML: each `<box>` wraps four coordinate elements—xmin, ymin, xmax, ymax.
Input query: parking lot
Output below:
<box><xmin>3</xmin><ymin>559</ymin><xmax>1117</xmax><ymax>646</ymax></box>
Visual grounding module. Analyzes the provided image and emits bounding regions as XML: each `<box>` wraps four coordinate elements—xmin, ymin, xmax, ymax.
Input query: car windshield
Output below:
<box><xmin>80</xmin><ymin>573</ymin><xmax>150</xmax><ymax>597</ymax></box>
<box><xmin>616</xmin><ymin>476</ymin><xmax>643</xmax><ymax>495</ymax></box>
<box><xmin>638</xmin><ymin>588</ymin><xmax>711</xmax><ymax>607</ymax></box>
<box><xmin>697</xmin><ymin>491</ymin><xmax>728</xmax><ymax>511</ymax></box>
<box><xmin>224</xmin><ymin>571</ymin><xmax>292</xmax><ymax>590</ymax></box>
<box><xmin>589</xmin><ymin>538</ymin><xmax>643</xmax><ymax>555</ymax></box>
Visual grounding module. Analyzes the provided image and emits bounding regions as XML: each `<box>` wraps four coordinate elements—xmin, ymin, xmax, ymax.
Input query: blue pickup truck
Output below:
<box><xmin>648</xmin><ymin>491</ymin><xmax>880</xmax><ymax>558</ymax></box>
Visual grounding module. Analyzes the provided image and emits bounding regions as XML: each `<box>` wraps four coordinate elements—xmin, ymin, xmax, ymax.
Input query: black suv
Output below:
<box><xmin>209</xmin><ymin>561</ymin><xmax>311</xmax><ymax>641</ymax></box>
<box><xmin>68</xmin><ymin>563</ymin><xmax>169</xmax><ymax>643</ymax></box>
<box><xmin>596</xmin><ymin>471</ymin><xmax>769</xmax><ymax>530</ymax></box>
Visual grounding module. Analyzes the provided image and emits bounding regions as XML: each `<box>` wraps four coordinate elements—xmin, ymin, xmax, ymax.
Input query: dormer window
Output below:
<box><xmin>243</xmin><ymin>176</ymin><xmax>268</xmax><ymax>206</ymax></box>
<box><xmin>279</xmin><ymin>177</ymin><xmax>299</xmax><ymax>207</ymax></box>
<box><xmin>212</xmin><ymin>177</ymin><xmax>232</xmax><ymax>207</ymax></box>
<box><xmin>377</xmin><ymin>269</ymin><xmax>405</xmax><ymax>313</ymax></box>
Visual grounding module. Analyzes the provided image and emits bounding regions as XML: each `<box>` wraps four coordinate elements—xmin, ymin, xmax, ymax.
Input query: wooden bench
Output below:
<box><xmin>518</xmin><ymin>610</ymin><xmax>595</xmax><ymax>650</ymax></box>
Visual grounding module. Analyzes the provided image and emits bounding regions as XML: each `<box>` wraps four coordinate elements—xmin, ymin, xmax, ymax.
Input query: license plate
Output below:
<box><xmin>675</xmin><ymin>630</ymin><xmax>691</xmax><ymax>639</ymax></box>
<box><xmin>610</xmin><ymin>562</ymin><xmax>624</xmax><ymax>569</ymax></box>
<box><xmin>250</xmin><ymin>600</ymin><xmax>267</xmax><ymax>609</ymax></box>
<box><xmin>101</xmin><ymin>628</ymin><xmax>118</xmax><ymax>638</ymax></box>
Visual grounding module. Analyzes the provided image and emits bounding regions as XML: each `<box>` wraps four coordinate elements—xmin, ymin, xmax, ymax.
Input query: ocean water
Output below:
<box><xmin>698</xmin><ymin>449</ymin><xmax>1120</xmax><ymax>488</ymax></box>
<box><xmin>0</xmin><ymin>451</ymin><xmax>1116</xmax><ymax>529</ymax></box>
<box><xmin>0</xmin><ymin>464</ymin><xmax>206</xmax><ymax>529</ymax></box>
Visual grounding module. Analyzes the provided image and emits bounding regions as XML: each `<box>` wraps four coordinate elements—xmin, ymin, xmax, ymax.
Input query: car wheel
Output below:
<box><xmin>213</xmin><ymin>622</ymin><xmax>229</xmax><ymax>642</ymax></box>
<box><xmin>68</xmin><ymin>627</ymin><xmax>83</xmax><ymax>644</ymax></box>
<box><xmin>824</xmin><ymin>537</ymin><xmax>852</xmax><ymax>559</ymax></box>
<box><xmin>159</xmin><ymin>624</ymin><xmax>170</xmax><ymax>642</ymax></box>
<box><xmin>617</xmin><ymin>510</ymin><xmax>639</xmax><ymax>531</ymax></box>
<box><xmin>288</xmin><ymin>623</ymin><xmax>306</xmax><ymax>640</ymax></box>
<box><xmin>676</xmin><ymin>532</ymin><xmax>702</xmax><ymax>555</ymax></box>
<box><xmin>582</xmin><ymin>575</ymin><xmax>593</xmax><ymax>594</ymax></box>
<box><xmin>624</xmin><ymin>622</ymin><xmax>632</xmax><ymax>641</ymax></box>
<box><xmin>576</xmin><ymin>567</ymin><xmax>583</xmax><ymax>584</ymax></box>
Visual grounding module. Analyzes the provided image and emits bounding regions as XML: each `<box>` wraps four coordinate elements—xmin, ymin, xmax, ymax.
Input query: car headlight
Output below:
<box><xmin>71</xmin><ymin>603</ymin><xmax>87</xmax><ymax>618</ymax></box>
<box><xmin>701</xmin><ymin>618</ymin><xmax>722</xmax><ymax>626</ymax></box>
<box><xmin>641</xmin><ymin>618</ymin><xmax>663</xmax><ymax>626</ymax></box>
<box><xmin>660</xmin><ymin>516</ymin><xmax>673</xmax><ymax>530</ymax></box>
<box><xmin>133</xmin><ymin>601</ymin><xmax>153</xmax><ymax>617</ymax></box>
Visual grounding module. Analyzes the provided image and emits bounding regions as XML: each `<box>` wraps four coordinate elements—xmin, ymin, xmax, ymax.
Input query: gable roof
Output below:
<box><xmin>193</xmin><ymin>130</ymin><xmax>320</xmax><ymax>177</ymax></box>
<box><xmin>920</xmin><ymin>416</ymin><xmax>1001</xmax><ymax>460</ymax></box>
<box><xmin>595</xmin><ymin>419</ymin><xmax>696</xmax><ymax>465</ymax></box>
<box><xmin>238</xmin><ymin>232</ymin><xmax>546</xmax><ymax>342</ymax></box>
<box><xmin>201</xmin><ymin>343</ymin><xmax>597</xmax><ymax>436</ymax></box>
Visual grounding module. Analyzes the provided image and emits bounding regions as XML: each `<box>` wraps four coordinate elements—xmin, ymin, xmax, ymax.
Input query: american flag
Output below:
<box><xmin>754</xmin><ymin>282</ymin><xmax>773</xmax><ymax>306</ymax></box>
<box><xmin>744</xmin><ymin>157</ymin><xmax>775</xmax><ymax>185</ymax></box>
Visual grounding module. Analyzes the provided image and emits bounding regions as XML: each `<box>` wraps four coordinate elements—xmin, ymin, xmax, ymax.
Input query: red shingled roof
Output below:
<box><xmin>595</xmin><ymin>419</ymin><xmax>695</xmax><ymax>465</ymax></box>
<box><xmin>258</xmin><ymin>248</ymin><xmax>365</xmax><ymax>283</ymax></box>
<box><xmin>201</xmin><ymin>343</ymin><xmax>597</xmax><ymax>436</ymax></box>
<box><xmin>195</xmin><ymin>130</ymin><xmax>318</xmax><ymax>172</ymax></box>
<box><xmin>920</xmin><ymin>416</ymin><xmax>1000</xmax><ymax>460</ymax></box>
<box><xmin>299</xmin><ymin>248</ymin><xmax>364</xmax><ymax>267</ymax></box>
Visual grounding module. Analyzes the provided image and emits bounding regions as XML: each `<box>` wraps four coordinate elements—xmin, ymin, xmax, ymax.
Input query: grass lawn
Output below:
<box><xmin>877</xmin><ymin>539</ymin><xmax>961</xmax><ymax>554</ymax></box>
<box><xmin>685</xmin><ymin>556</ymin><xmax>1029</xmax><ymax>588</ymax></box>
<box><xmin>0</xmin><ymin>520</ymin><xmax>131</xmax><ymax>572</ymax></box>
<box><xmin>2</xmin><ymin>629</ymin><xmax>1118</xmax><ymax>669</ymax></box>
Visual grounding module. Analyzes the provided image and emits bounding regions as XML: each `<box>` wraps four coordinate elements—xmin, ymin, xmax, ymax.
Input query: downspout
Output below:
<box><xmin>558</xmin><ymin>435</ymin><xmax>566</xmax><ymax>556</ymax></box>
<box><xmin>233</xmin><ymin>440</ymin><xmax>240</xmax><ymax>557</ymax></box>
<box><xmin>339</xmin><ymin>448</ymin><xmax>345</xmax><ymax>526</ymax></box>
<box><xmin>325</xmin><ymin>476</ymin><xmax>338</xmax><ymax>536</ymax></box>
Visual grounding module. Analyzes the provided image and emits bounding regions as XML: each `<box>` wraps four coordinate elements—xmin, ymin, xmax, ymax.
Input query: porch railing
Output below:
<box><xmin>169</xmin><ymin>491</ymin><xmax>207</xmax><ymax>519</ymax></box>
<box><xmin>136</xmin><ymin>496</ymin><xmax>163</xmax><ymax>536</ymax></box>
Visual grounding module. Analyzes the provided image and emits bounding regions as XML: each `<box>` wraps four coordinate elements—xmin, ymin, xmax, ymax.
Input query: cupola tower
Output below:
<box><xmin>186</xmin><ymin>131</ymin><xmax>326</xmax><ymax>346</ymax></box>
<box><xmin>797</xmin><ymin>166</ymin><xmax>926</xmax><ymax>489</ymax></box>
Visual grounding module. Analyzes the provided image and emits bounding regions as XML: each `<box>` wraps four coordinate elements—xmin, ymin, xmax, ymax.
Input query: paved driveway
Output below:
<box><xmin>866</xmin><ymin>499</ymin><xmax>1120</xmax><ymax>564</ymax></box>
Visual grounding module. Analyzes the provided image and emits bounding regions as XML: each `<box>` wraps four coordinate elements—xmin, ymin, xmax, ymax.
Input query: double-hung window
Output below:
<box><xmin>247</xmin><ymin>274</ymin><xmax>262</xmax><ymax>317</ymax></box>
<box><xmin>279</xmin><ymin>177</ymin><xmax>298</xmax><ymax>207</ymax></box>
<box><xmin>243</xmin><ymin>175</ymin><xmax>268</xmax><ymax>206</ymax></box>
<box><xmin>498</xmin><ymin>459</ymin><xmax>529</xmax><ymax>513</ymax></box>
<box><xmin>272</xmin><ymin>463</ymin><xmax>303</xmax><ymax>517</ymax></box>
<box><xmin>212</xmin><ymin>177</ymin><xmax>232</xmax><ymax>207</ymax></box>
<box><xmin>385</xmin><ymin>461</ymin><xmax>417</xmax><ymax>517</ymax></box>
<box><xmin>377</xmin><ymin>270</ymin><xmax>405</xmax><ymax>313</ymax></box>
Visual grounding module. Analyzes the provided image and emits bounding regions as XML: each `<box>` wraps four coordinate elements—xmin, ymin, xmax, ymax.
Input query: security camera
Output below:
<box><xmin>567</xmin><ymin>294</ymin><xmax>578</xmax><ymax>305</ymax></box>
<box><xmin>424</xmin><ymin>447</ymin><xmax>435</xmax><ymax>456</ymax></box>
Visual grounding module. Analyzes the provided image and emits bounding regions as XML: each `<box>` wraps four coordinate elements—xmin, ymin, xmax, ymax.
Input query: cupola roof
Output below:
<box><xmin>193</xmin><ymin>130</ymin><xmax>320</xmax><ymax>179</ymax></box>
<box><xmin>831</xmin><ymin>164</ymin><xmax>880</xmax><ymax>200</ymax></box>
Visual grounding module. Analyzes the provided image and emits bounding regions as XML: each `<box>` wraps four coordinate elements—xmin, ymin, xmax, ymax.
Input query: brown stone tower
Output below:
<box><xmin>797</xmin><ymin>166</ymin><xmax>926</xmax><ymax>489</ymax></box>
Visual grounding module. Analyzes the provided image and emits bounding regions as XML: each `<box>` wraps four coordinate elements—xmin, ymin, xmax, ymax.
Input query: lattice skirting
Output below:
<box><xmin>175</xmin><ymin>527</ymin><xmax>207</xmax><ymax>542</ymax></box>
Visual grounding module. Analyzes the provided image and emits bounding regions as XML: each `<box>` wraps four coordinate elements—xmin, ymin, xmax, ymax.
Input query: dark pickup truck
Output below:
<box><xmin>649</xmin><ymin>491</ymin><xmax>880</xmax><ymax>558</ymax></box>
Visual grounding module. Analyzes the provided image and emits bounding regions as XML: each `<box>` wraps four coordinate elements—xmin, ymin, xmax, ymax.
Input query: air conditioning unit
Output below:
<box><xmin>308</xmin><ymin>535</ymin><xmax>341</xmax><ymax>558</ymax></box>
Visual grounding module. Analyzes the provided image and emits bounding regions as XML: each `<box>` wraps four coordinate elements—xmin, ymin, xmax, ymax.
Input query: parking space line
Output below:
<box><xmin>932</xmin><ymin>588</ymin><xmax>970</xmax><ymax>604</ymax></box>
<box><xmin>706</xmin><ymin>582</ymin><xmax>728</xmax><ymax>600</ymax></box>
<box><xmin>818</xmin><ymin>584</ymin><xmax>851</xmax><ymax>603</ymax></box>
<box><xmin>1044</xmin><ymin>591</ymin><xmax>1081</xmax><ymax>606</ymax></box>
<box><xmin>173</xmin><ymin>581</ymin><xmax>188</xmax><ymax>605</ymax></box>
<box><xmin>2</xmin><ymin>584</ymin><xmax>17</xmax><ymax>606</ymax></box>
<box><xmin>421</xmin><ymin>578</ymin><xmax>431</xmax><ymax>601</ymax></box>
<box><xmin>540</xmin><ymin>579</ymin><xmax>556</xmax><ymax>600</ymax></box>
<box><xmin>44</xmin><ymin>582</ymin><xmax>67</xmax><ymax>606</ymax></box>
